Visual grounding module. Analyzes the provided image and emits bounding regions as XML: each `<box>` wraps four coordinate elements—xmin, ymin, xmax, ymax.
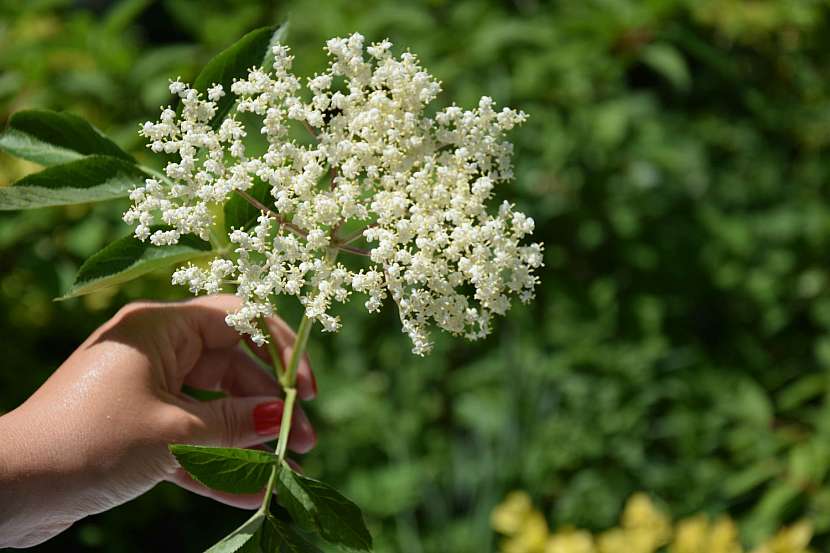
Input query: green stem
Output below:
<box><xmin>257</xmin><ymin>313</ymin><xmax>314</xmax><ymax>514</ymax></box>
<box><xmin>275</xmin><ymin>387</ymin><xmax>297</xmax><ymax>461</ymax></box>
<box><xmin>259</xmin><ymin>464</ymin><xmax>279</xmax><ymax>516</ymax></box>
<box><xmin>284</xmin><ymin>314</ymin><xmax>313</xmax><ymax>391</ymax></box>
<box><xmin>257</xmin><ymin>318</ymin><xmax>285</xmax><ymax>385</ymax></box>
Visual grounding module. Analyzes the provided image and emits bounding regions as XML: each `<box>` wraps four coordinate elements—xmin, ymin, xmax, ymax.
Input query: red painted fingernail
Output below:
<box><xmin>253</xmin><ymin>400</ymin><xmax>283</xmax><ymax>436</ymax></box>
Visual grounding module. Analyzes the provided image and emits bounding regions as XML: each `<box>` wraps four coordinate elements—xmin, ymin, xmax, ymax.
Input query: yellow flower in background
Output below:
<box><xmin>750</xmin><ymin>521</ymin><xmax>813</xmax><ymax>553</ymax></box>
<box><xmin>710</xmin><ymin>517</ymin><xmax>743</xmax><ymax>553</ymax></box>
<box><xmin>546</xmin><ymin>529</ymin><xmax>596</xmax><ymax>553</ymax></box>
<box><xmin>596</xmin><ymin>528</ymin><xmax>632</xmax><ymax>553</ymax></box>
<box><xmin>492</xmin><ymin>492</ymin><xmax>537</xmax><ymax>535</ymax></box>
<box><xmin>619</xmin><ymin>493</ymin><xmax>672</xmax><ymax>553</ymax></box>
<box><xmin>671</xmin><ymin>515</ymin><xmax>742</xmax><ymax>553</ymax></box>
<box><xmin>501</xmin><ymin>510</ymin><xmax>550</xmax><ymax>553</ymax></box>
<box><xmin>593</xmin><ymin>493</ymin><xmax>672</xmax><ymax>553</ymax></box>
<box><xmin>492</xmin><ymin>491</ymin><xmax>815</xmax><ymax>553</ymax></box>
<box><xmin>492</xmin><ymin>491</ymin><xmax>550</xmax><ymax>553</ymax></box>
<box><xmin>671</xmin><ymin>515</ymin><xmax>709</xmax><ymax>553</ymax></box>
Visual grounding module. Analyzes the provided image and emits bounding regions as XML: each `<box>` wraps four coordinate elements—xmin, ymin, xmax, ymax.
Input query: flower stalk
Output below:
<box><xmin>257</xmin><ymin>312</ymin><xmax>313</xmax><ymax>514</ymax></box>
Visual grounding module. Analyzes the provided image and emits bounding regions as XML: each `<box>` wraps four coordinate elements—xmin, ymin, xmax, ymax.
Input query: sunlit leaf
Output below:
<box><xmin>60</xmin><ymin>231</ymin><xmax>213</xmax><ymax>299</ymax></box>
<box><xmin>0</xmin><ymin>110</ymin><xmax>133</xmax><ymax>166</ymax></box>
<box><xmin>170</xmin><ymin>445</ymin><xmax>277</xmax><ymax>494</ymax></box>
<box><xmin>0</xmin><ymin>156</ymin><xmax>147</xmax><ymax>210</ymax></box>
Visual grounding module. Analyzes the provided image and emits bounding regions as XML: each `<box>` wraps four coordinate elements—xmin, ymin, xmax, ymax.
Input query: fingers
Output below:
<box><xmin>176</xmin><ymin>294</ymin><xmax>248</xmax><ymax>351</ymax></box>
<box><xmin>247</xmin><ymin>317</ymin><xmax>316</xmax><ymax>400</ymax></box>
<box><xmin>167</xmin><ymin>468</ymin><xmax>268</xmax><ymax>510</ymax></box>
<box><xmin>176</xmin><ymin>295</ymin><xmax>316</xmax><ymax>400</ymax></box>
<box><xmin>179</xmin><ymin>395</ymin><xmax>316</xmax><ymax>453</ymax></box>
<box><xmin>184</xmin><ymin>347</ymin><xmax>281</xmax><ymax>398</ymax></box>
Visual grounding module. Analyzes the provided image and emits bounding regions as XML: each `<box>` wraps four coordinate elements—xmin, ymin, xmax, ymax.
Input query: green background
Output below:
<box><xmin>2</xmin><ymin>0</ymin><xmax>830</xmax><ymax>551</ymax></box>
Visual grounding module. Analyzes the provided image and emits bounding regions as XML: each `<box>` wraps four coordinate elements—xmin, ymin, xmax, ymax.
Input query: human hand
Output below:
<box><xmin>0</xmin><ymin>294</ymin><xmax>316</xmax><ymax>548</ymax></box>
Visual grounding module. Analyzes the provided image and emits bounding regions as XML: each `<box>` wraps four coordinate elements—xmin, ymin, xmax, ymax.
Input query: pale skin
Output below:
<box><xmin>0</xmin><ymin>294</ymin><xmax>317</xmax><ymax>548</ymax></box>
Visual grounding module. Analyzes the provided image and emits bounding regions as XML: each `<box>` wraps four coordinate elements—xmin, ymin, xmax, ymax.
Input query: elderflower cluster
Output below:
<box><xmin>124</xmin><ymin>33</ymin><xmax>543</xmax><ymax>354</ymax></box>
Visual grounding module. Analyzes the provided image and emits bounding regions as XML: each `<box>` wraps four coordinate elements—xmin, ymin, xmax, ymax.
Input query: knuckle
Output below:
<box><xmin>157</xmin><ymin>406</ymin><xmax>203</xmax><ymax>444</ymax></box>
<box><xmin>210</xmin><ymin>400</ymin><xmax>240</xmax><ymax>448</ymax></box>
<box><xmin>113</xmin><ymin>300</ymin><xmax>163</xmax><ymax>325</ymax></box>
<box><xmin>116</xmin><ymin>300</ymin><xmax>154</xmax><ymax>316</ymax></box>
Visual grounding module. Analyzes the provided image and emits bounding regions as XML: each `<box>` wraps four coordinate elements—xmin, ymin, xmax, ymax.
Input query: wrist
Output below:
<box><xmin>0</xmin><ymin>406</ymin><xmax>80</xmax><ymax>548</ymax></box>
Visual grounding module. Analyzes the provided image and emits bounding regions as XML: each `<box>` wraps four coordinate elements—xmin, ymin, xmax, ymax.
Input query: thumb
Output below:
<box><xmin>184</xmin><ymin>396</ymin><xmax>285</xmax><ymax>449</ymax></box>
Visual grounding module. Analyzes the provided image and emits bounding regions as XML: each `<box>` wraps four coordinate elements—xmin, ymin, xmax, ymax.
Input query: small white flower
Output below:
<box><xmin>207</xmin><ymin>84</ymin><xmax>225</xmax><ymax>102</ymax></box>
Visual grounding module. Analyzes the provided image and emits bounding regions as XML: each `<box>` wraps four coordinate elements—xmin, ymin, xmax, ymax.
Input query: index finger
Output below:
<box><xmin>179</xmin><ymin>295</ymin><xmax>316</xmax><ymax>400</ymax></box>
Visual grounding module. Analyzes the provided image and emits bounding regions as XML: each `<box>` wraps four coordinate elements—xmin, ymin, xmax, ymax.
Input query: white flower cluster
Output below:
<box><xmin>125</xmin><ymin>33</ymin><xmax>543</xmax><ymax>354</ymax></box>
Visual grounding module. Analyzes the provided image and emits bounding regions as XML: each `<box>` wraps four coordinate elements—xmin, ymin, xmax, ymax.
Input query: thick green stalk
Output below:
<box><xmin>275</xmin><ymin>388</ymin><xmax>297</xmax><ymax>461</ymax></box>
<box><xmin>283</xmin><ymin>314</ymin><xmax>313</xmax><ymax>394</ymax></box>
<box><xmin>257</xmin><ymin>313</ymin><xmax>313</xmax><ymax>514</ymax></box>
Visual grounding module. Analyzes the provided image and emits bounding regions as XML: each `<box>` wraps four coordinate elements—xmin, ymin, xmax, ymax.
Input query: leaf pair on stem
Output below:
<box><xmin>171</xmin><ymin>445</ymin><xmax>371</xmax><ymax>553</ymax></box>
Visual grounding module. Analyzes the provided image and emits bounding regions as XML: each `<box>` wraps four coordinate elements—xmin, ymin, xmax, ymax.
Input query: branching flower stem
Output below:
<box><xmin>338</xmin><ymin>225</ymin><xmax>376</xmax><ymax>246</ymax></box>
<box><xmin>334</xmin><ymin>243</ymin><xmax>370</xmax><ymax>256</ymax></box>
<box><xmin>301</xmin><ymin>120</ymin><xmax>318</xmax><ymax>141</ymax></box>
<box><xmin>235</xmin><ymin>190</ymin><xmax>308</xmax><ymax>238</ymax></box>
<box><xmin>236</xmin><ymin>190</ymin><xmax>371</xmax><ymax>257</ymax></box>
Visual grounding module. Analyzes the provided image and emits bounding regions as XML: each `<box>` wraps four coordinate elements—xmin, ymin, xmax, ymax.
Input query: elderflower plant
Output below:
<box><xmin>124</xmin><ymin>32</ymin><xmax>543</xmax><ymax>354</ymax></box>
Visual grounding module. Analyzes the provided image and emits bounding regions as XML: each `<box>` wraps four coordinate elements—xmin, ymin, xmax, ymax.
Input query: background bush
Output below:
<box><xmin>2</xmin><ymin>0</ymin><xmax>830</xmax><ymax>551</ymax></box>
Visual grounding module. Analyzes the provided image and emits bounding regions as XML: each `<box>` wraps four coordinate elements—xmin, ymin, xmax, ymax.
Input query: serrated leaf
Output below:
<box><xmin>206</xmin><ymin>512</ymin><xmax>265</xmax><ymax>553</ymax></box>
<box><xmin>262</xmin><ymin>516</ymin><xmax>323</xmax><ymax>553</ymax></box>
<box><xmin>0</xmin><ymin>156</ymin><xmax>148</xmax><ymax>210</ymax></box>
<box><xmin>0</xmin><ymin>110</ymin><xmax>133</xmax><ymax>166</ymax></box>
<box><xmin>60</xmin><ymin>231</ymin><xmax>213</xmax><ymax>299</ymax></box>
<box><xmin>170</xmin><ymin>445</ymin><xmax>277</xmax><ymax>494</ymax></box>
<box><xmin>276</xmin><ymin>463</ymin><xmax>372</xmax><ymax>552</ymax></box>
<box><xmin>224</xmin><ymin>178</ymin><xmax>272</xmax><ymax>232</ymax></box>
<box><xmin>193</xmin><ymin>24</ymin><xmax>286</xmax><ymax>129</ymax></box>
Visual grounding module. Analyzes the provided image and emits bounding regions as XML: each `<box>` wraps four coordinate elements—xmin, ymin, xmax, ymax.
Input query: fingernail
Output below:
<box><xmin>253</xmin><ymin>400</ymin><xmax>283</xmax><ymax>436</ymax></box>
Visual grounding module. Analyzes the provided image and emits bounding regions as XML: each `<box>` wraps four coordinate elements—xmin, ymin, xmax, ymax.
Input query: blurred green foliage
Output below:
<box><xmin>2</xmin><ymin>0</ymin><xmax>830</xmax><ymax>551</ymax></box>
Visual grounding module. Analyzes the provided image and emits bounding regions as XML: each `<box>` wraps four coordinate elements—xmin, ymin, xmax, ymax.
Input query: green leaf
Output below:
<box><xmin>0</xmin><ymin>110</ymin><xmax>133</xmax><ymax>166</ymax></box>
<box><xmin>262</xmin><ymin>515</ymin><xmax>323</xmax><ymax>553</ymax></box>
<box><xmin>170</xmin><ymin>445</ymin><xmax>277</xmax><ymax>494</ymax></box>
<box><xmin>193</xmin><ymin>24</ymin><xmax>287</xmax><ymax>129</ymax></box>
<box><xmin>60</xmin><ymin>231</ymin><xmax>213</xmax><ymax>299</ymax></box>
<box><xmin>0</xmin><ymin>156</ymin><xmax>147</xmax><ymax>211</ymax></box>
<box><xmin>224</xmin><ymin>177</ymin><xmax>272</xmax><ymax>232</ymax></box>
<box><xmin>276</xmin><ymin>463</ymin><xmax>372</xmax><ymax>552</ymax></box>
<box><xmin>206</xmin><ymin>512</ymin><xmax>265</xmax><ymax>553</ymax></box>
